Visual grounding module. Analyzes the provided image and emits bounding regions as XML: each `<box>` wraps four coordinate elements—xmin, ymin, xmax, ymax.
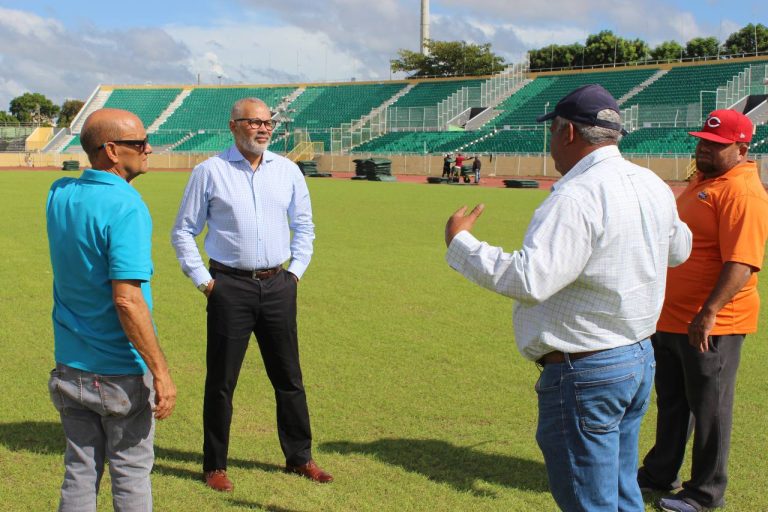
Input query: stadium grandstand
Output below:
<box><xmin>4</xmin><ymin>55</ymin><xmax>768</xmax><ymax>178</ymax></box>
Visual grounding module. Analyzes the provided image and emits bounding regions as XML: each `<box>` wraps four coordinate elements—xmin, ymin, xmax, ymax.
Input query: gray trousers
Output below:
<box><xmin>49</xmin><ymin>363</ymin><xmax>155</xmax><ymax>512</ymax></box>
<box><xmin>639</xmin><ymin>332</ymin><xmax>744</xmax><ymax>509</ymax></box>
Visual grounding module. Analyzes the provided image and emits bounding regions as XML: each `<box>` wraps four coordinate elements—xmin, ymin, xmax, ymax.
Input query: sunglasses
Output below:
<box><xmin>100</xmin><ymin>137</ymin><xmax>150</xmax><ymax>153</ymax></box>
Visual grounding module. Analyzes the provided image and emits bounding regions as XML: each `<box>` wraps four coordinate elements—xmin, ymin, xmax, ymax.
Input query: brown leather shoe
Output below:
<box><xmin>204</xmin><ymin>469</ymin><xmax>234</xmax><ymax>492</ymax></box>
<box><xmin>285</xmin><ymin>459</ymin><xmax>333</xmax><ymax>483</ymax></box>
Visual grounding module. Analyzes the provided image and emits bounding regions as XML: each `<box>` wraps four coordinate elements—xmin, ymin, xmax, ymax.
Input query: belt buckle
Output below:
<box><xmin>251</xmin><ymin>269</ymin><xmax>260</xmax><ymax>280</ymax></box>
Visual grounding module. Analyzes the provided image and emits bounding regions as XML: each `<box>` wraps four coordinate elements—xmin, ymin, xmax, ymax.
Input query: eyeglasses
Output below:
<box><xmin>100</xmin><ymin>137</ymin><xmax>150</xmax><ymax>153</ymax></box>
<box><xmin>233</xmin><ymin>118</ymin><xmax>274</xmax><ymax>130</ymax></box>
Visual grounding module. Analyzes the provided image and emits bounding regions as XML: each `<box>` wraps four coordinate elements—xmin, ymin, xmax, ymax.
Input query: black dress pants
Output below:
<box><xmin>639</xmin><ymin>331</ymin><xmax>744</xmax><ymax>509</ymax></box>
<box><xmin>202</xmin><ymin>268</ymin><xmax>312</xmax><ymax>471</ymax></box>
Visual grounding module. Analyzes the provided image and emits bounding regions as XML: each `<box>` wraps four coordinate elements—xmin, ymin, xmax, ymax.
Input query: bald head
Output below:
<box><xmin>80</xmin><ymin>108</ymin><xmax>144</xmax><ymax>160</ymax></box>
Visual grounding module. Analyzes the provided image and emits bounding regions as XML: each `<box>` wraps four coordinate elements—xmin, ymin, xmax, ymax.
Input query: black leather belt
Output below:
<box><xmin>210</xmin><ymin>259</ymin><xmax>282</xmax><ymax>280</ymax></box>
<box><xmin>537</xmin><ymin>348</ymin><xmax>608</xmax><ymax>366</ymax></box>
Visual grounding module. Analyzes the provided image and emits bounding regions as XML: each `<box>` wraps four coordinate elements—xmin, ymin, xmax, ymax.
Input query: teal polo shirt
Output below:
<box><xmin>46</xmin><ymin>169</ymin><xmax>153</xmax><ymax>374</ymax></box>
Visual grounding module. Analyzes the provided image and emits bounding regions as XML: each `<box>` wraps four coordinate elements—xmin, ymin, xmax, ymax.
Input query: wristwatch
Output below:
<box><xmin>197</xmin><ymin>280</ymin><xmax>211</xmax><ymax>293</ymax></box>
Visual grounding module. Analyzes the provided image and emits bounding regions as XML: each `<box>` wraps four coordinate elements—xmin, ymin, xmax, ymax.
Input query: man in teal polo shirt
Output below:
<box><xmin>46</xmin><ymin>108</ymin><xmax>176</xmax><ymax>511</ymax></box>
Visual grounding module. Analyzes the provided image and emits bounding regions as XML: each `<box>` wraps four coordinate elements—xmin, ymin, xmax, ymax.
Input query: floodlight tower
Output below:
<box><xmin>420</xmin><ymin>0</ymin><xmax>430</xmax><ymax>55</ymax></box>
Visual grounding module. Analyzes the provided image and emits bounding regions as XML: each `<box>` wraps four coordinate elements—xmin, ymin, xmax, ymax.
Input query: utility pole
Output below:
<box><xmin>420</xmin><ymin>0</ymin><xmax>430</xmax><ymax>55</ymax></box>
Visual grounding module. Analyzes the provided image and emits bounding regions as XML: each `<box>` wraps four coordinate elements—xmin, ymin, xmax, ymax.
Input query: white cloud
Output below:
<box><xmin>166</xmin><ymin>20</ymin><xmax>377</xmax><ymax>84</ymax></box>
<box><xmin>720</xmin><ymin>20</ymin><xmax>743</xmax><ymax>42</ymax></box>
<box><xmin>509</xmin><ymin>25</ymin><xmax>590</xmax><ymax>49</ymax></box>
<box><xmin>0</xmin><ymin>6</ymin><xmax>63</xmax><ymax>39</ymax></box>
<box><xmin>0</xmin><ymin>7</ymin><xmax>193</xmax><ymax>110</ymax></box>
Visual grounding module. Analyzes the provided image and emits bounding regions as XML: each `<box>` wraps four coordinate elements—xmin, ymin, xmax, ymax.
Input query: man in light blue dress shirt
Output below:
<box><xmin>171</xmin><ymin>98</ymin><xmax>331</xmax><ymax>491</ymax></box>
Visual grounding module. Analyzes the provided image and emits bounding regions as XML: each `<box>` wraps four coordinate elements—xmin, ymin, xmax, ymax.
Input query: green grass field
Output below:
<box><xmin>1</xmin><ymin>170</ymin><xmax>766</xmax><ymax>511</ymax></box>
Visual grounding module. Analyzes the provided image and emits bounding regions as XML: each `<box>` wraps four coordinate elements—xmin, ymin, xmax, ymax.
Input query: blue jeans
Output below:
<box><xmin>48</xmin><ymin>363</ymin><xmax>155</xmax><ymax>512</ymax></box>
<box><xmin>535</xmin><ymin>339</ymin><xmax>655</xmax><ymax>512</ymax></box>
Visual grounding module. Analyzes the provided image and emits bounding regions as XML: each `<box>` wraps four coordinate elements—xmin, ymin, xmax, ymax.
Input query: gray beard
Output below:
<box><xmin>237</xmin><ymin>134</ymin><xmax>269</xmax><ymax>155</ymax></box>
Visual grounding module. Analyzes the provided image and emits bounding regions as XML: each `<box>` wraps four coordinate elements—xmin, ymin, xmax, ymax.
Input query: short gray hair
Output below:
<box><xmin>552</xmin><ymin>109</ymin><xmax>623</xmax><ymax>145</ymax></box>
<box><xmin>230</xmin><ymin>97</ymin><xmax>269</xmax><ymax>120</ymax></box>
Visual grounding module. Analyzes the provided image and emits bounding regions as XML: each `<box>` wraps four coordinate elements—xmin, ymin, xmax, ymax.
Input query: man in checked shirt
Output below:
<box><xmin>171</xmin><ymin>98</ymin><xmax>332</xmax><ymax>492</ymax></box>
<box><xmin>444</xmin><ymin>84</ymin><xmax>692</xmax><ymax>512</ymax></box>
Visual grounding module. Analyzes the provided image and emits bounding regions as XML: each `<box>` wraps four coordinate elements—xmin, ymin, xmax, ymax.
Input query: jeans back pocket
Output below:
<box><xmin>574</xmin><ymin>372</ymin><xmax>637</xmax><ymax>433</ymax></box>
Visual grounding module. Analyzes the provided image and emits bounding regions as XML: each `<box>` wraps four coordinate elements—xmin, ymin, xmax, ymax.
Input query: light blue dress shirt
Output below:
<box><xmin>171</xmin><ymin>146</ymin><xmax>315</xmax><ymax>287</ymax></box>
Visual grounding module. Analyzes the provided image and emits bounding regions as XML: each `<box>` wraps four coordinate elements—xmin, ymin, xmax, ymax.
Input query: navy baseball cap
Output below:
<box><xmin>537</xmin><ymin>84</ymin><xmax>627</xmax><ymax>135</ymax></box>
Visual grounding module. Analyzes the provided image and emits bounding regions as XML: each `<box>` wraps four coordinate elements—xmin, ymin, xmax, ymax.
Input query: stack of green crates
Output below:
<box><xmin>62</xmin><ymin>160</ymin><xmax>80</xmax><ymax>171</ymax></box>
<box><xmin>296</xmin><ymin>160</ymin><xmax>332</xmax><ymax>178</ymax></box>
<box><xmin>296</xmin><ymin>160</ymin><xmax>317</xmax><ymax>175</ymax></box>
<box><xmin>352</xmin><ymin>158</ymin><xmax>396</xmax><ymax>182</ymax></box>
<box><xmin>503</xmin><ymin>179</ymin><xmax>539</xmax><ymax>189</ymax></box>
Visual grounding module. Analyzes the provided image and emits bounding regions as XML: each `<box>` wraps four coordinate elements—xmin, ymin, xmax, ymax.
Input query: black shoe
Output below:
<box><xmin>637</xmin><ymin>470</ymin><xmax>682</xmax><ymax>493</ymax></box>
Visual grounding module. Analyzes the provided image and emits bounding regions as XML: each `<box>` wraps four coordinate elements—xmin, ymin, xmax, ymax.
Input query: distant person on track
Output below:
<box><xmin>442</xmin><ymin>154</ymin><xmax>453</xmax><ymax>179</ymax></box>
<box><xmin>472</xmin><ymin>156</ymin><xmax>481</xmax><ymax>184</ymax></box>
<box><xmin>171</xmin><ymin>97</ymin><xmax>331</xmax><ymax>493</ymax></box>
<box><xmin>638</xmin><ymin>110</ymin><xmax>768</xmax><ymax>512</ymax></box>
<box><xmin>46</xmin><ymin>108</ymin><xmax>176</xmax><ymax>511</ymax></box>
<box><xmin>444</xmin><ymin>84</ymin><xmax>691</xmax><ymax>512</ymax></box>
<box><xmin>453</xmin><ymin>152</ymin><xmax>465</xmax><ymax>182</ymax></box>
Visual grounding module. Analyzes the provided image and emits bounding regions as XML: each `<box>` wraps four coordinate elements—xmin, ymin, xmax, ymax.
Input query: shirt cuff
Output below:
<box><xmin>189</xmin><ymin>266</ymin><xmax>213</xmax><ymax>288</ymax></box>
<box><xmin>445</xmin><ymin>230</ymin><xmax>481</xmax><ymax>270</ymax></box>
<box><xmin>287</xmin><ymin>260</ymin><xmax>308</xmax><ymax>280</ymax></box>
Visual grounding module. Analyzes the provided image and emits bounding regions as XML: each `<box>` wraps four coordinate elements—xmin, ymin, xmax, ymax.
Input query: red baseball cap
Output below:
<box><xmin>689</xmin><ymin>109</ymin><xmax>754</xmax><ymax>144</ymax></box>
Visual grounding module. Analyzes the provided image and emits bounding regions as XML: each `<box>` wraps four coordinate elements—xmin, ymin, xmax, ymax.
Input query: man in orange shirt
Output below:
<box><xmin>638</xmin><ymin>110</ymin><xmax>768</xmax><ymax>512</ymax></box>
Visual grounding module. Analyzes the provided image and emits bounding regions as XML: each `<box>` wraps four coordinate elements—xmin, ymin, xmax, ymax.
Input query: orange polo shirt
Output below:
<box><xmin>657</xmin><ymin>160</ymin><xmax>768</xmax><ymax>335</ymax></box>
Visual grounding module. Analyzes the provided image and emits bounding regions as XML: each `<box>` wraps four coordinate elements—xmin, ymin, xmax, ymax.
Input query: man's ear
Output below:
<box><xmin>737</xmin><ymin>143</ymin><xmax>749</xmax><ymax>161</ymax></box>
<box><xmin>564</xmin><ymin>121</ymin><xmax>576</xmax><ymax>145</ymax></box>
<box><xmin>102</xmin><ymin>142</ymin><xmax>120</xmax><ymax>164</ymax></box>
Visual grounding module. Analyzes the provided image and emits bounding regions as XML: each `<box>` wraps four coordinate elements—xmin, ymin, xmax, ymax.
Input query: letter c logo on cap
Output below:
<box><xmin>706</xmin><ymin>116</ymin><xmax>721</xmax><ymax>128</ymax></box>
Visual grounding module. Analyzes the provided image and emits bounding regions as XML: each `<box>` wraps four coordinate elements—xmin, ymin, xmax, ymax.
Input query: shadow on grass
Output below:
<box><xmin>0</xmin><ymin>421</ymin><xmax>281</xmax><ymax>479</ymax></box>
<box><xmin>225</xmin><ymin>499</ymin><xmax>304</xmax><ymax>512</ymax></box>
<box><xmin>322</xmin><ymin>438</ymin><xmax>548</xmax><ymax>496</ymax></box>
<box><xmin>0</xmin><ymin>420</ymin><xmax>64</xmax><ymax>454</ymax></box>
<box><xmin>152</xmin><ymin>446</ymin><xmax>283</xmax><ymax>478</ymax></box>
<box><xmin>0</xmin><ymin>421</ymin><xmax>304</xmax><ymax>510</ymax></box>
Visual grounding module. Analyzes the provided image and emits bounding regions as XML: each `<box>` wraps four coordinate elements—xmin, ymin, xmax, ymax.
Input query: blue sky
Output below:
<box><xmin>0</xmin><ymin>0</ymin><xmax>765</xmax><ymax>110</ymax></box>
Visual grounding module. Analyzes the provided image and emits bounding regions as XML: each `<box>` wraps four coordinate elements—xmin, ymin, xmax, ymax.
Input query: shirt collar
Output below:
<box><xmin>224</xmin><ymin>145</ymin><xmax>276</xmax><ymax>166</ymax></box>
<box><xmin>79</xmin><ymin>169</ymin><xmax>133</xmax><ymax>189</ymax></box>
<box><xmin>551</xmin><ymin>145</ymin><xmax>621</xmax><ymax>192</ymax></box>
<box><xmin>694</xmin><ymin>160</ymin><xmax>756</xmax><ymax>184</ymax></box>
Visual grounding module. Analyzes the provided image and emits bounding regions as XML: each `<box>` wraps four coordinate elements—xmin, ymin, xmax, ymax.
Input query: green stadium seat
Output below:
<box><xmin>103</xmin><ymin>88</ymin><xmax>182</xmax><ymax>128</ymax></box>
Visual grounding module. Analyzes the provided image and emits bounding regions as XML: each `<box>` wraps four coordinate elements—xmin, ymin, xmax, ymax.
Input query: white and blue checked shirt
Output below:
<box><xmin>171</xmin><ymin>146</ymin><xmax>314</xmax><ymax>287</ymax></box>
<box><xmin>446</xmin><ymin>145</ymin><xmax>692</xmax><ymax>361</ymax></box>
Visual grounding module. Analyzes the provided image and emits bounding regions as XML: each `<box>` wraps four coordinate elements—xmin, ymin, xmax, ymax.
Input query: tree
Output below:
<box><xmin>58</xmin><ymin>99</ymin><xmax>85</xmax><ymax>128</ymax></box>
<box><xmin>529</xmin><ymin>43</ymin><xmax>585</xmax><ymax>70</ymax></box>
<box><xmin>626</xmin><ymin>38</ymin><xmax>652</xmax><ymax>64</ymax></box>
<box><xmin>528</xmin><ymin>31</ymin><xmax>650</xmax><ymax>70</ymax></box>
<box><xmin>650</xmin><ymin>40</ymin><xmax>685</xmax><ymax>62</ymax></box>
<box><xmin>583</xmin><ymin>31</ymin><xmax>648</xmax><ymax>66</ymax></box>
<box><xmin>529</xmin><ymin>45</ymin><xmax>558</xmax><ymax>70</ymax></box>
<box><xmin>723</xmin><ymin>23</ymin><xmax>768</xmax><ymax>56</ymax></box>
<box><xmin>390</xmin><ymin>40</ymin><xmax>505</xmax><ymax>77</ymax></box>
<box><xmin>0</xmin><ymin>111</ymin><xmax>19</xmax><ymax>125</ymax></box>
<box><xmin>686</xmin><ymin>37</ymin><xmax>720</xmax><ymax>58</ymax></box>
<box><xmin>9</xmin><ymin>92</ymin><xmax>60</xmax><ymax>124</ymax></box>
